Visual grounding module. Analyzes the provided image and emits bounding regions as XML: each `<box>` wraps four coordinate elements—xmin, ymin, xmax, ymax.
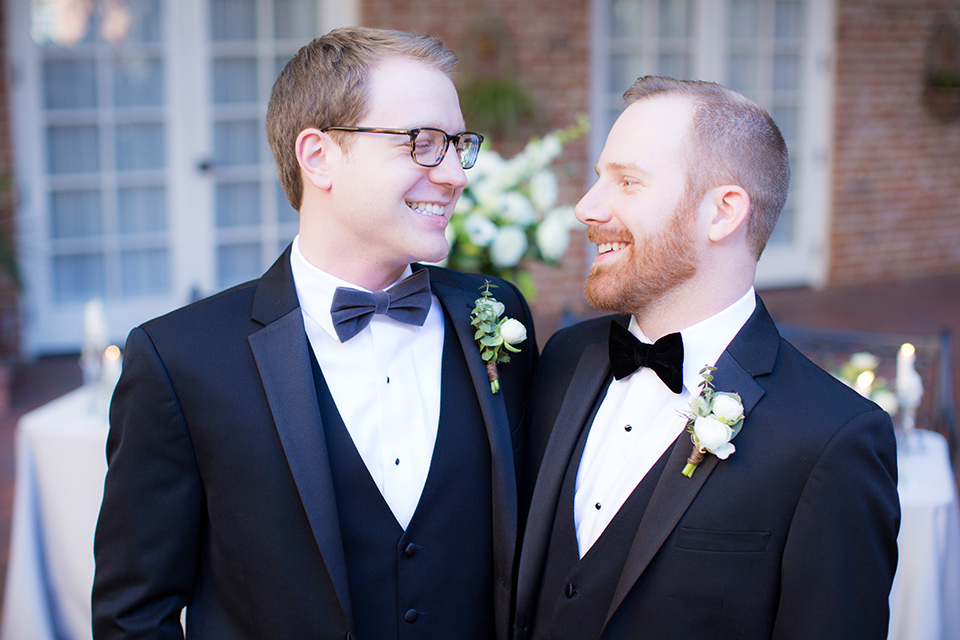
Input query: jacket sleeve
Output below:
<box><xmin>92</xmin><ymin>326</ymin><xmax>201</xmax><ymax>640</ymax></box>
<box><xmin>773</xmin><ymin>407</ymin><xmax>900</xmax><ymax>639</ymax></box>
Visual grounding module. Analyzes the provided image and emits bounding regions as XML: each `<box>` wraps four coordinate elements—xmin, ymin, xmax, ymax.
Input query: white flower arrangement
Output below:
<box><xmin>443</xmin><ymin>117</ymin><xmax>588</xmax><ymax>298</ymax></box>
<box><xmin>833</xmin><ymin>351</ymin><xmax>899</xmax><ymax>415</ymax></box>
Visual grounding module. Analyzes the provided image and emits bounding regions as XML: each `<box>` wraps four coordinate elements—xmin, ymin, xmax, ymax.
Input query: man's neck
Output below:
<box><xmin>634</xmin><ymin>279</ymin><xmax>754</xmax><ymax>341</ymax></box>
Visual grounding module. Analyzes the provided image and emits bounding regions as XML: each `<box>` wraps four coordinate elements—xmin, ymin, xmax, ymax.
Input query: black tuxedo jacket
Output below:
<box><xmin>515</xmin><ymin>297</ymin><xmax>899</xmax><ymax>640</ymax></box>
<box><xmin>92</xmin><ymin>247</ymin><xmax>537</xmax><ymax>640</ymax></box>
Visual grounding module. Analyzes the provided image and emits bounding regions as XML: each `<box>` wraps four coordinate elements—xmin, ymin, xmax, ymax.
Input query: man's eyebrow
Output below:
<box><xmin>597</xmin><ymin>161</ymin><xmax>651</xmax><ymax>176</ymax></box>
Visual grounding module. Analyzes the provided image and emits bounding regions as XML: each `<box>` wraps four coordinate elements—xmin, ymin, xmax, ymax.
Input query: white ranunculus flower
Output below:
<box><xmin>529</xmin><ymin>169</ymin><xmax>559</xmax><ymax>212</ymax></box>
<box><xmin>711</xmin><ymin>393</ymin><xmax>744</xmax><ymax>424</ymax></box>
<box><xmin>476</xmin><ymin>297</ymin><xmax>505</xmax><ymax>318</ymax></box>
<box><xmin>536</xmin><ymin>209</ymin><xmax>572</xmax><ymax>261</ymax></box>
<box><xmin>499</xmin><ymin>318</ymin><xmax>528</xmax><ymax>345</ymax></box>
<box><xmin>693</xmin><ymin>415</ymin><xmax>735</xmax><ymax>457</ymax></box>
<box><xmin>490</xmin><ymin>226</ymin><xmax>528</xmax><ymax>268</ymax></box>
<box><xmin>464</xmin><ymin>214</ymin><xmax>498</xmax><ymax>247</ymax></box>
<box><xmin>500</xmin><ymin>192</ymin><xmax>537</xmax><ymax>225</ymax></box>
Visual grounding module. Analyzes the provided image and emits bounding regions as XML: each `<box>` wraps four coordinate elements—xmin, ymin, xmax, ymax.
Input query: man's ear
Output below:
<box><xmin>296</xmin><ymin>128</ymin><xmax>334</xmax><ymax>191</ymax></box>
<box><xmin>706</xmin><ymin>185</ymin><xmax>750</xmax><ymax>243</ymax></box>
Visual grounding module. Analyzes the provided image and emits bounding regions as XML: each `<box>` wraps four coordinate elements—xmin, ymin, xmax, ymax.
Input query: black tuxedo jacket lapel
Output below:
<box><xmin>425</xmin><ymin>265</ymin><xmax>519</xmax><ymax>639</ymax></box>
<box><xmin>601</xmin><ymin>297</ymin><xmax>778</xmax><ymax>631</ymax></box>
<box><xmin>516</xmin><ymin>336</ymin><xmax>611</xmax><ymax>622</ymax></box>
<box><xmin>246</xmin><ymin>249</ymin><xmax>353</xmax><ymax>625</ymax></box>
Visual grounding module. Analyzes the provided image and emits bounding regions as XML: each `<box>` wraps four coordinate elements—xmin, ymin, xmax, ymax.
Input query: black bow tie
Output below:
<box><xmin>608</xmin><ymin>320</ymin><xmax>684</xmax><ymax>393</ymax></box>
<box><xmin>329</xmin><ymin>269</ymin><xmax>431</xmax><ymax>342</ymax></box>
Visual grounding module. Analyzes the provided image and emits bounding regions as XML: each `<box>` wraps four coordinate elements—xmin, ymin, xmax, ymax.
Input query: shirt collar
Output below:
<box><xmin>289</xmin><ymin>235</ymin><xmax>414</xmax><ymax>341</ymax></box>
<box><xmin>628</xmin><ymin>287</ymin><xmax>756</xmax><ymax>395</ymax></box>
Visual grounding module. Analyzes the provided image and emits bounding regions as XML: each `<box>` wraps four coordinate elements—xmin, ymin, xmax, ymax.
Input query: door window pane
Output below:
<box><xmin>274</xmin><ymin>0</ymin><xmax>316</xmax><ymax>40</ymax></box>
<box><xmin>113</xmin><ymin>55</ymin><xmax>164</xmax><ymax>107</ymax></box>
<box><xmin>211</xmin><ymin>0</ymin><xmax>257</xmax><ymax>41</ymax></box>
<box><xmin>212</xmin><ymin>57</ymin><xmax>259</xmax><ymax>104</ymax></box>
<box><xmin>214</xmin><ymin>120</ymin><xmax>260</xmax><ymax>166</ymax></box>
<box><xmin>118</xmin><ymin>186</ymin><xmax>167</xmax><ymax>234</ymax></box>
<box><xmin>121</xmin><ymin>249</ymin><xmax>170</xmax><ymax>295</ymax></box>
<box><xmin>54</xmin><ymin>253</ymin><xmax>106</xmax><ymax>302</ymax></box>
<box><xmin>43</xmin><ymin>59</ymin><xmax>98</xmax><ymax>109</ymax></box>
<box><xmin>115</xmin><ymin>122</ymin><xmax>165</xmax><ymax>171</ymax></box>
<box><xmin>216</xmin><ymin>182</ymin><xmax>261</xmax><ymax>227</ymax></box>
<box><xmin>51</xmin><ymin>190</ymin><xmax>103</xmax><ymax>238</ymax></box>
<box><xmin>125</xmin><ymin>0</ymin><xmax>164</xmax><ymax>43</ymax></box>
<box><xmin>218</xmin><ymin>242</ymin><xmax>261</xmax><ymax>288</ymax></box>
<box><xmin>47</xmin><ymin>125</ymin><xmax>100</xmax><ymax>174</ymax></box>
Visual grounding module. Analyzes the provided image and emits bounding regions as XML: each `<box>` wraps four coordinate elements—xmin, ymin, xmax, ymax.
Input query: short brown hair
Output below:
<box><xmin>623</xmin><ymin>76</ymin><xmax>790</xmax><ymax>259</ymax></box>
<box><xmin>266</xmin><ymin>27</ymin><xmax>459</xmax><ymax>210</ymax></box>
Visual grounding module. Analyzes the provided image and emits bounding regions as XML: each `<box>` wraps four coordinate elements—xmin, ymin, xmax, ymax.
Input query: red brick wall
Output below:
<box><xmin>361</xmin><ymin>0</ymin><xmax>595</xmax><ymax>342</ymax></box>
<box><xmin>832</xmin><ymin>1</ymin><xmax>960</xmax><ymax>285</ymax></box>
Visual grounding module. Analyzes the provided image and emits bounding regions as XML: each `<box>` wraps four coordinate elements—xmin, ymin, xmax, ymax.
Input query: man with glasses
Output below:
<box><xmin>93</xmin><ymin>27</ymin><xmax>536</xmax><ymax>640</ymax></box>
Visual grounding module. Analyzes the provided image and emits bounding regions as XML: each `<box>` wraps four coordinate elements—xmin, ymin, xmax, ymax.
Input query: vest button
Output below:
<box><xmin>565</xmin><ymin>582</ymin><xmax>577</xmax><ymax>598</ymax></box>
<box><xmin>404</xmin><ymin>543</ymin><xmax>417</xmax><ymax>557</ymax></box>
<box><xmin>404</xmin><ymin>608</ymin><xmax>419</xmax><ymax>623</ymax></box>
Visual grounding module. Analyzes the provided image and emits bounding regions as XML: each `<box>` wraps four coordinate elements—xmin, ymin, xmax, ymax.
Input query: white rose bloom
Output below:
<box><xmin>711</xmin><ymin>393</ymin><xmax>744</xmax><ymax>424</ymax></box>
<box><xmin>490</xmin><ymin>226</ymin><xmax>528</xmax><ymax>267</ymax></box>
<box><xmin>849</xmin><ymin>352</ymin><xmax>879</xmax><ymax>371</ymax></box>
<box><xmin>454</xmin><ymin>193</ymin><xmax>476</xmax><ymax>214</ymax></box>
<box><xmin>693</xmin><ymin>415</ymin><xmax>734</xmax><ymax>456</ymax></box>
<box><xmin>871</xmin><ymin>389</ymin><xmax>898</xmax><ymax>415</ymax></box>
<box><xmin>539</xmin><ymin>134</ymin><xmax>563</xmax><ymax>162</ymax></box>
<box><xmin>464</xmin><ymin>214</ymin><xmax>498</xmax><ymax>247</ymax></box>
<box><xmin>472</xmin><ymin>180</ymin><xmax>502</xmax><ymax>212</ymax></box>
<box><xmin>499</xmin><ymin>318</ymin><xmax>528</xmax><ymax>345</ymax></box>
<box><xmin>536</xmin><ymin>210</ymin><xmax>572</xmax><ymax>261</ymax></box>
<box><xmin>500</xmin><ymin>192</ymin><xmax>537</xmax><ymax>225</ymax></box>
<box><xmin>471</xmin><ymin>149</ymin><xmax>505</xmax><ymax>181</ymax></box>
<box><xmin>529</xmin><ymin>170</ymin><xmax>559</xmax><ymax>212</ymax></box>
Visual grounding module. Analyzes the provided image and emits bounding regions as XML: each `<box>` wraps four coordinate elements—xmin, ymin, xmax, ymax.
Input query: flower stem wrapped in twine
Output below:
<box><xmin>682</xmin><ymin>446</ymin><xmax>705</xmax><ymax>478</ymax></box>
<box><xmin>486</xmin><ymin>362</ymin><xmax>500</xmax><ymax>394</ymax></box>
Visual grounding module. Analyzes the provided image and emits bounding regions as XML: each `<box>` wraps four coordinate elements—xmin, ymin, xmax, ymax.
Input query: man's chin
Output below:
<box><xmin>584</xmin><ymin>272</ymin><xmax>626</xmax><ymax>313</ymax></box>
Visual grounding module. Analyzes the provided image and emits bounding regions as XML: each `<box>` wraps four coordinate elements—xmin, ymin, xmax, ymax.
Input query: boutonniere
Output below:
<box><xmin>681</xmin><ymin>366</ymin><xmax>744</xmax><ymax>478</ymax></box>
<box><xmin>471</xmin><ymin>281</ymin><xmax>528</xmax><ymax>394</ymax></box>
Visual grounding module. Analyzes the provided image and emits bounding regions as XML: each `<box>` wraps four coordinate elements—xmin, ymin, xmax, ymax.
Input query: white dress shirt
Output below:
<box><xmin>574</xmin><ymin>288</ymin><xmax>757</xmax><ymax>556</ymax></box>
<box><xmin>289</xmin><ymin>236</ymin><xmax>444</xmax><ymax>530</ymax></box>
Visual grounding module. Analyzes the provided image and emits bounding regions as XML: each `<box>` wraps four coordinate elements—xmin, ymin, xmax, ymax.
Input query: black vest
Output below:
<box><xmin>311</xmin><ymin>312</ymin><xmax>495</xmax><ymax>640</ymax></box>
<box><xmin>530</xmin><ymin>412</ymin><xmax>675</xmax><ymax>640</ymax></box>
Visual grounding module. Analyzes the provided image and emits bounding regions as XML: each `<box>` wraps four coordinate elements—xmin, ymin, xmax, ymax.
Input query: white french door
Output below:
<box><xmin>7</xmin><ymin>0</ymin><xmax>356</xmax><ymax>355</ymax></box>
<box><xmin>589</xmin><ymin>0</ymin><xmax>835</xmax><ymax>288</ymax></box>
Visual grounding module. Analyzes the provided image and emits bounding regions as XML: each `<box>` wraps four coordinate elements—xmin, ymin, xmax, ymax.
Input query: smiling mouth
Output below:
<box><xmin>407</xmin><ymin>202</ymin><xmax>445</xmax><ymax>216</ymax></box>
<box><xmin>597</xmin><ymin>241</ymin><xmax>629</xmax><ymax>255</ymax></box>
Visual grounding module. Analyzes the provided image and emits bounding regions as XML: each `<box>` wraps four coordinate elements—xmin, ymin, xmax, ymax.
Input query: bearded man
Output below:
<box><xmin>512</xmin><ymin>76</ymin><xmax>899</xmax><ymax>640</ymax></box>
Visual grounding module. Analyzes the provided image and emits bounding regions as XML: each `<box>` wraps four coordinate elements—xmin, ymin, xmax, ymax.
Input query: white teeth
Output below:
<box><xmin>408</xmin><ymin>202</ymin><xmax>445</xmax><ymax>216</ymax></box>
<box><xmin>597</xmin><ymin>242</ymin><xmax>628</xmax><ymax>254</ymax></box>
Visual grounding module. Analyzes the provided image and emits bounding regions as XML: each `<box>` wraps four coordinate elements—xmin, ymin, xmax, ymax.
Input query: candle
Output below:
<box><xmin>854</xmin><ymin>370</ymin><xmax>875</xmax><ymax>398</ymax></box>
<box><xmin>102</xmin><ymin>345</ymin><xmax>122</xmax><ymax>388</ymax></box>
<box><xmin>896</xmin><ymin>342</ymin><xmax>923</xmax><ymax>407</ymax></box>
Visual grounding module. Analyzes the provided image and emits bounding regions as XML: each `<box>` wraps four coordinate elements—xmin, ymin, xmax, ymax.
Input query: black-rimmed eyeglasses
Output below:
<box><xmin>321</xmin><ymin>126</ymin><xmax>484</xmax><ymax>169</ymax></box>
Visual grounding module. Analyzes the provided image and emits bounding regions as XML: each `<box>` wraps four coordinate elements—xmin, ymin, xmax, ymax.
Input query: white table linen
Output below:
<box><xmin>888</xmin><ymin>428</ymin><xmax>960</xmax><ymax>640</ymax></box>
<box><xmin>1</xmin><ymin>387</ymin><xmax>108</xmax><ymax>640</ymax></box>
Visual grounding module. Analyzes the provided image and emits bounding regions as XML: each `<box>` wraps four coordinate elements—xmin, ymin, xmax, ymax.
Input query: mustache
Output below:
<box><xmin>586</xmin><ymin>227</ymin><xmax>633</xmax><ymax>244</ymax></box>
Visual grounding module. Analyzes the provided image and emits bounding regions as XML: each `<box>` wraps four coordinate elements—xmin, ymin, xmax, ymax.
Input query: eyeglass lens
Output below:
<box><xmin>414</xmin><ymin>130</ymin><xmax>481</xmax><ymax>169</ymax></box>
